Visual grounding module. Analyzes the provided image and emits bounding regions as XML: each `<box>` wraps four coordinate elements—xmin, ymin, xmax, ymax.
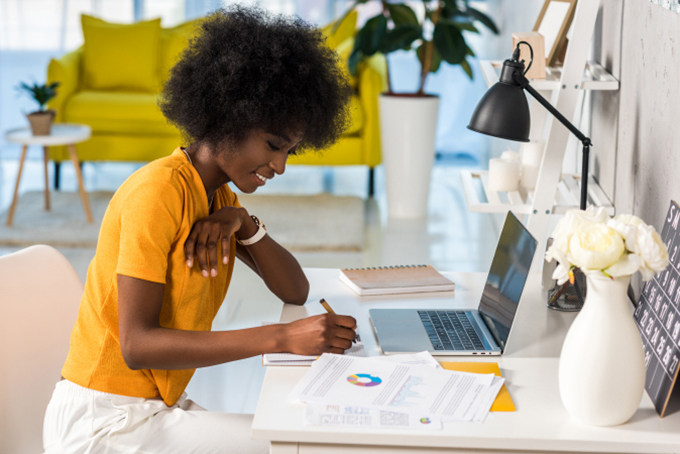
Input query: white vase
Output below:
<box><xmin>558</xmin><ymin>273</ymin><xmax>646</xmax><ymax>426</ymax></box>
<box><xmin>379</xmin><ymin>94</ymin><xmax>439</xmax><ymax>219</ymax></box>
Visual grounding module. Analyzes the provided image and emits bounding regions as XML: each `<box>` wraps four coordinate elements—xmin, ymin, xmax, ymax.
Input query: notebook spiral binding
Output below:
<box><xmin>343</xmin><ymin>264</ymin><xmax>428</xmax><ymax>271</ymax></box>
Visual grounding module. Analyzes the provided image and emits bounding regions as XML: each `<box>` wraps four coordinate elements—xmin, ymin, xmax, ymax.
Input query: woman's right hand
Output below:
<box><xmin>282</xmin><ymin>314</ymin><xmax>357</xmax><ymax>356</ymax></box>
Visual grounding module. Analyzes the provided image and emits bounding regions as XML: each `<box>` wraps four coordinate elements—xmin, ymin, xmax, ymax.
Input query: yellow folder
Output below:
<box><xmin>439</xmin><ymin>361</ymin><xmax>515</xmax><ymax>412</ymax></box>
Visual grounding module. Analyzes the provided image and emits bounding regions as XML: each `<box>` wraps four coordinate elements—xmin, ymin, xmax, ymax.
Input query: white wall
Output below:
<box><xmin>592</xmin><ymin>0</ymin><xmax>680</xmax><ymax>230</ymax></box>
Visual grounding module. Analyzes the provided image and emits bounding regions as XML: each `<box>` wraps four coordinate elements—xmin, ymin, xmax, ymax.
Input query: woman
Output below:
<box><xmin>43</xmin><ymin>6</ymin><xmax>355</xmax><ymax>453</ymax></box>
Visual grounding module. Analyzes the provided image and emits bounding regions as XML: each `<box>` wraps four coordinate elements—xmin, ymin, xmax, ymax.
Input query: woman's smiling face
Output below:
<box><xmin>219</xmin><ymin>129</ymin><xmax>304</xmax><ymax>194</ymax></box>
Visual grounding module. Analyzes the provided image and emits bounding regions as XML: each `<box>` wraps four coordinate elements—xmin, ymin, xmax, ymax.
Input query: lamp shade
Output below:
<box><xmin>467</xmin><ymin>60</ymin><xmax>532</xmax><ymax>143</ymax></box>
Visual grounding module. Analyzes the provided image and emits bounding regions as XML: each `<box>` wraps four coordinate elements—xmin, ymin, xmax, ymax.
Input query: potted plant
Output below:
<box><xmin>16</xmin><ymin>81</ymin><xmax>60</xmax><ymax>136</ymax></box>
<box><xmin>337</xmin><ymin>0</ymin><xmax>498</xmax><ymax>218</ymax></box>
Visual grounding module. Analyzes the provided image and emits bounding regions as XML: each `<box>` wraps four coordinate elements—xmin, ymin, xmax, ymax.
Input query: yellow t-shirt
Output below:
<box><xmin>62</xmin><ymin>148</ymin><xmax>240</xmax><ymax>406</ymax></box>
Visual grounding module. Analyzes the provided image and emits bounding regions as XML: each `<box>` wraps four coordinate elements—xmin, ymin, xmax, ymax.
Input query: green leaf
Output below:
<box><xmin>453</xmin><ymin>19</ymin><xmax>479</xmax><ymax>33</ymax></box>
<box><xmin>348</xmin><ymin>49</ymin><xmax>363</xmax><ymax>76</ymax></box>
<box><xmin>15</xmin><ymin>80</ymin><xmax>59</xmax><ymax>110</ymax></box>
<box><xmin>442</xmin><ymin>0</ymin><xmax>460</xmax><ymax>17</ymax></box>
<box><xmin>433</xmin><ymin>19</ymin><xmax>466</xmax><ymax>65</ymax></box>
<box><xmin>465</xmin><ymin>44</ymin><xmax>475</xmax><ymax>57</ymax></box>
<box><xmin>417</xmin><ymin>41</ymin><xmax>443</xmax><ymax>73</ymax></box>
<box><xmin>386</xmin><ymin>4</ymin><xmax>419</xmax><ymax>27</ymax></box>
<box><xmin>380</xmin><ymin>24</ymin><xmax>422</xmax><ymax>54</ymax></box>
<box><xmin>465</xmin><ymin>6</ymin><xmax>499</xmax><ymax>34</ymax></box>
<box><xmin>355</xmin><ymin>14</ymin><xmax>388</xmax><ymax>56</ymax></box>
<box><xmin>460</xmin><ymin>58</ymin><xmax>474</xmax><ymax>80</ymax></box>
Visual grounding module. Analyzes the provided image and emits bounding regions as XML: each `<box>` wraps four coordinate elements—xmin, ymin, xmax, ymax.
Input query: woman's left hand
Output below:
<box><xmin>184</xmin><ymin>207</ymin><xmax>252</xmax><ymax>277</ymax></box>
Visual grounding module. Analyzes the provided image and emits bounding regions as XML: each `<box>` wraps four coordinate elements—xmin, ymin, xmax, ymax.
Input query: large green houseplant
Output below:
<box><xmin>336</xmin><ymin>0</ymin><xmax>498</xmax><ymax>218</ymax></box>
<box><xmin>340</xmin><ymin>0</ymin><xmax>498</xmax><ymax>93</ymax></box>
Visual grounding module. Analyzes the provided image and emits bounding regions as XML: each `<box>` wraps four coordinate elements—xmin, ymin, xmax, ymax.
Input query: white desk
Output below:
<box><xmin>251</xmin><ymin>269</ymin><xmax>680</xmax><ymax>453</ymax></box>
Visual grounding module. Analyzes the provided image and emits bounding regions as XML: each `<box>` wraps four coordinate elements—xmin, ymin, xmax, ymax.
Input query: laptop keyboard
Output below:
<box><xmin>418</xmin><ymin>311</ymin><xmax>486</xmax><ymax>351</ymax></box>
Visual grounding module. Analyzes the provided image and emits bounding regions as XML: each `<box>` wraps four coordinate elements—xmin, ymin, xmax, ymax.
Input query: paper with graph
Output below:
<box><xmin>290</xmin><ymin>353</ymin><xmax>501</xmax><ymax>422</ymax></box>
<box><xmin>305</xmin><ymin>403</ymin><xmax>443</xmax><ymax>429</ymax></box>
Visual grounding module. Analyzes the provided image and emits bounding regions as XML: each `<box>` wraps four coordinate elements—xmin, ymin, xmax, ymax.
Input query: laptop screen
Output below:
<box><xmin>478</xmin><ymin>211</ymin><xmax>537</xmax><ymax>352</ymax></box>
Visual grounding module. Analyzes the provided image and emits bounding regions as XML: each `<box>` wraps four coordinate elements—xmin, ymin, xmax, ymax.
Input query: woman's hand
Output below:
<box><xmin>185</xmin><ymin>206</ymin><xmax>255</xmax><ymax>277</ymax></box>
<box><xmin>281</xmin><ymin>314</ymin><xmax>357</xmax><ymax>355</ymax></box>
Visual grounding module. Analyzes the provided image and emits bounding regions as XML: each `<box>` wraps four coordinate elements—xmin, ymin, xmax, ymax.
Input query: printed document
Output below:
<box><xmin>305</xmin><ymin>403</ymin><xmax>442</xmax><ymax>429</ymax></box>
<box><xmin>290</xmin><ymin>354</ymin><xmax>501</xmax><ymax>422</ymax></box>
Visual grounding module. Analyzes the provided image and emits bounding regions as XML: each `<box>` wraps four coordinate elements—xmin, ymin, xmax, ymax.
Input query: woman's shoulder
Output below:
<box><xmin>119</xmin><ymin>150</ymin><xmax>192</xmax><ymax>196</ymax></box>
<box><xmin>103</xmin><ymin>158</ymin><xmax>190</xmax><ymax>221</ymax></box>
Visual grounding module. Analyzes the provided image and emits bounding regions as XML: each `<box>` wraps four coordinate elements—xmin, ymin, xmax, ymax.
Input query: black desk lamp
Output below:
<box><xmin>468</xmin><ymin>42</ymin><xmax>591</xmax><ymax>210</ymax></box>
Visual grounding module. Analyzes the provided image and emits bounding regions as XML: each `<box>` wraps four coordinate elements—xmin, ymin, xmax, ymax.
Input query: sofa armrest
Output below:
<box><xmin>357</xmin><ymin>53</ymin><xmax>387</xmax><ymax>168</ymax></box>
<box><xmin>47</xmin><ymin>48</ymin><xmax>82</xmax><ymax>122</ymax></box>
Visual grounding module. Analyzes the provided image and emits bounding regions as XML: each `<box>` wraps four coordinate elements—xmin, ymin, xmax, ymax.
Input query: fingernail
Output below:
<box><xmin>202</xmin><ymin>270</ymin><xmax>208</xmax><ymax>278</ymax></box>
<box><xmin>211</xmin><ymin>268</ymin><xmax>217</xmax><ymax>277</ymax></box>
<box><xmin>186</xmin><ymin>259</ymin><xmax>192</xmax><ymax>268</ymax></box>
<box><xmin>223</xmin><ymin>256</ymin><xmax>228</xmax><ymax>264</ymax></box>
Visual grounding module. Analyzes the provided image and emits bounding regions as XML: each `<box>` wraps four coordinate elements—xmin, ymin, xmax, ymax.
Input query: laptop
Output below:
<box><xmin>369</xmin><ymin>211</ymin><xmax>537</xmax><ymax>356</ymax></box>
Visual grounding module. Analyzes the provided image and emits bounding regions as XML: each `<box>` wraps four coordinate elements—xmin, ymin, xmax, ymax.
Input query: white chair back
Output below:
<box><xmin>0</xmin><ymin>245</ymin><xmax>83</xmax><ymax>454</ymax></box>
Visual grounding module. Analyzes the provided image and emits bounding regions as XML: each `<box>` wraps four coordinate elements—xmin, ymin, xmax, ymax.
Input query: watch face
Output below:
<box><xmin>251</xmin><ymin>215</ymin><xmax>265</xmax><ymax>230</ymax></box>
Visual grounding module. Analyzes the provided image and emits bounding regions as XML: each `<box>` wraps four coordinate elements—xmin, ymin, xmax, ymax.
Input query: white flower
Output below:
<box><xmin>544</xmin><ymin>208</ymin><xmax>668</xmax><ymax>282</ymax></box>
<box><xmin>614</xmin><ymin>214</ymin><xmax>645</xmax><ymax>228</ymax></box>
<box><xmin>549</xmin><ymin>207</ymin><xmax>609</xmax><ymax>254</ymax></box>
<box><xmin>636</xmin><ymin>224</ymin><xmax>669</xmax><ymax>281</ymax></box>
<box><xmin>607</xmin><ymin>218</ymin><xmax>638</xmax><ymax>254</ymax></box>
<box><xmin>568</xmin><ymin>223</ymin><xmax>624</xmax><ymax>270</ymax></box>
<box><xmin>604</xmin><ymin>253</ymin><xmax>642</xmax><ymax>278</ymax></box>
<box><xmin>545</xmin><ymin>245</ymin><xmax>570</xmax><ymax>284</ymax></box>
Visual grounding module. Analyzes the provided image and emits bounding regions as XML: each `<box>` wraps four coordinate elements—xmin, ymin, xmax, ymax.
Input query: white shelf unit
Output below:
<box><xmin>478</xmin><ymin>60</ymin><xmax>620</xmax><ymax>92</ymax></box>
<box><xmin>461</xmin><ymin>170</ymin><xmax>615</xmax><ymax>216</ymax></box>
<box><xmin>461</xmin><ymin>0</ymin><xmax>619</xmax><ymax>265</ymax></box>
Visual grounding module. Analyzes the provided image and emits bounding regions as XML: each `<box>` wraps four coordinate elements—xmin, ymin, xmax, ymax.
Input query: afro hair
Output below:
<box><xmin>159</xmin><ymin>5</ymin><xmax>353</xmax><ymax>153</ymax></box>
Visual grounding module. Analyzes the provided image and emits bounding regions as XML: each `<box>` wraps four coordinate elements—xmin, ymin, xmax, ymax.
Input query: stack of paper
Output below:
<box><xmin>290</xmin><ymin>352</ymin><xmax>505</xmax><ymax>428</ymax></box>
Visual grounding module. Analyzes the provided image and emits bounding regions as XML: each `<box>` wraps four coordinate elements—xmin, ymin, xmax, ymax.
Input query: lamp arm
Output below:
<box><xmin>521</xmin><ymin>81</ymin><xmax>591</xmax><ymax>146</ymax></box>
<box><xmin>515</xmin><ymin>72</ymin><xmax>591</xmax><ymax>210</ymax></box>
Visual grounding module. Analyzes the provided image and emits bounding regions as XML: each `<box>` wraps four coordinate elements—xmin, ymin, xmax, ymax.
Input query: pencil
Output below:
<box><xmin>319</xmin><ymin>298</ymin><xmax>356</xmax><ymax>343</ymax></box>
<box><xmin>319</xmin><ymin>298</ymin><xmax>336</xmax><ymax>314</ymax></box>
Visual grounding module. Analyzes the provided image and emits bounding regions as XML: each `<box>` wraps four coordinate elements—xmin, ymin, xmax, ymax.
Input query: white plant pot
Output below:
<box><xmin>559</xmin><ymin>274</ymin><xmax>646</xmax><ymax>426</ymax></box>
<box><xmin>379</xmin><ymin>94</ymin><xmax>439</xmax><ymax>219</ymax></box>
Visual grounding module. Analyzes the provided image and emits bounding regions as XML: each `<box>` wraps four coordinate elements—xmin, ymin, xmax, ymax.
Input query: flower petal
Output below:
<box><xmin>605</xmin><ymin>253</ymin><xmax>641</xmax><ymax>278</ymax></box>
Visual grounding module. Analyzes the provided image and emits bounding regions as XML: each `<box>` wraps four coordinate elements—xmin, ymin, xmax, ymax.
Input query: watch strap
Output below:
<box><xmin>236</xmin><ymin>215</ymin><xmax>267</xmax><ymax>246</ymax></box>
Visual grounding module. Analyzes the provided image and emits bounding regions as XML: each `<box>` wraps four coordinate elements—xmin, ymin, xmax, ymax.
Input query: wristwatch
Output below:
<box><xmin>236</xmin><ymin>215</ymin><xmax>267</xmax><ymax>246</ymax></box>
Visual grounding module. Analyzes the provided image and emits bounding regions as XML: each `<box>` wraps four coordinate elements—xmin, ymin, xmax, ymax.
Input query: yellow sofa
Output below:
<box><xmin>47</xmin><ymin>14</ymin><xmax>387</xmax><ymax>194</ymax></box>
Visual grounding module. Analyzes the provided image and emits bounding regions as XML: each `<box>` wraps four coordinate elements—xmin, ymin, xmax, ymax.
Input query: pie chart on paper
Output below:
<box><xmin>347</xmin><ymin>373</ymin><xmax>382</xmax><ymax>387</ymax></box>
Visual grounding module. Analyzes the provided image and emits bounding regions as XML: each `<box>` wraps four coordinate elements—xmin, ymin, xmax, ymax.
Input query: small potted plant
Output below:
<box><xmin>16</xmin><ymin>81</ymin><xmax>60</xmax><ymax>136</ymax></box>
<box><xmin>336</xmin><ymin>0</ymin><xmax>498</xmax><ymax>218</ymax></box>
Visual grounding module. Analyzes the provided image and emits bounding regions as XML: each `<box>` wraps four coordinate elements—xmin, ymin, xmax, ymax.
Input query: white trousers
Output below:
<box><xmin>43</xmin><ymin>380</ymin><xmax>270</xmax><ymax>454</ymax></box>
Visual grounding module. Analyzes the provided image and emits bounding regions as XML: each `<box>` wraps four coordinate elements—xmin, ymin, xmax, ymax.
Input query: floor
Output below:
<box><xmin>0</xmin><ymin>153</ymin><xmax>502</xmax><ymax>414</ymax></box>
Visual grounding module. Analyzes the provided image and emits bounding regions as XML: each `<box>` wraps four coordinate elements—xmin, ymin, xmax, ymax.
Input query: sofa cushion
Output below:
<box><xmin>65</xmin><ymin>90</ymin><xmax>362</xmax><ymax>138</ymax></box>
<box><xmin>346</xmin><ymin>95</ymin><xmax>364</xmax><ymax>135</ymax></box>
<box><xmin>81</xmin><ymin>15</ymin><xmax>161</xmax><ymax>93</ymax></box>
<box><xmin>322</xmin><ymin>10</ymin><xmax>357</xmax><ymax>50</ymax></box>
<box><xmin>335</xmin><ymin>37</ymin><xmax>358</xmax><ymax>89</ymax></box>
<box><xmin>160</xmin><ymin>19</ymin><xmax>204</xmax><ymax>87</ymax></box>
<box><xmin>65</xmin><ymin>91</ymin><xmax>177</xmax><ymax>136</ymax></box>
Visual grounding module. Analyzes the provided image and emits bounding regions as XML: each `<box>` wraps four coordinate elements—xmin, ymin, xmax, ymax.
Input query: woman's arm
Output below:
<box><xmin>118</xmin><ymin>274</ymin><xmax>354</xmax><ymax>370</ymax></box>
<box><xmin>184</xmin><ymin>206</ymin><xmax>309</xmax><ymax>305</ymax></box>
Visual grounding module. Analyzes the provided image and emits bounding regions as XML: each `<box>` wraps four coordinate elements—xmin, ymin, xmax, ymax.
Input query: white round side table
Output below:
<box><xmin>4</xmin><ymin>123</ymin><xmax>93</xmax><ymax>226</ymax></box>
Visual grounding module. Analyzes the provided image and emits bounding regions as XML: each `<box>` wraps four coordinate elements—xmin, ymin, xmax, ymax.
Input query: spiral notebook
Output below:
<box><xmin>339</xmin><ymin>265</ymin><xmax>455</xmax><ymax>296</ymax></box>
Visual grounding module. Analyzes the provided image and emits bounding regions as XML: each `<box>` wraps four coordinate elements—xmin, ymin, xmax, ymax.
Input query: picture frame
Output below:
<box><xmin>533</xmin><ymin>0</ymin><xmax>578</xmax><ymax>67</ymax></box>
